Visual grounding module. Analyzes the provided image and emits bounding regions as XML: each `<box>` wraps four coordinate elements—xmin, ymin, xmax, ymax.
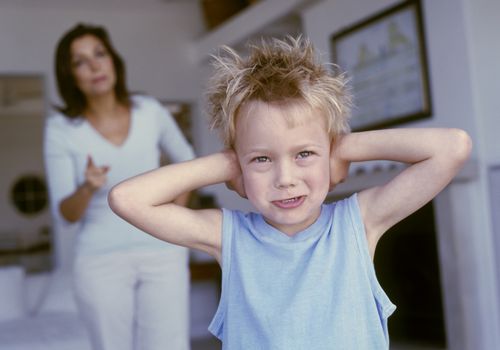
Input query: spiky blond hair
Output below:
<box><xmin>207</xmin><ymin>36</ymin><xmax>351</xmax><ymax>148</ymax></box>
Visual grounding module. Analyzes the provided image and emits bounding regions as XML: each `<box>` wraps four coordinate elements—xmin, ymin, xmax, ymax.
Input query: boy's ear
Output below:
<box><xmin>225</xmin><ymin>177</ymin><xmax>247</xmax><ymax>199</ymax></box>
<box><xmin>329</xmin><ymin>136</ymin><xmax>339</xmax><ymax>156</ymax></box>
<box><xmin>329</xmin><ymin>136</ymin><xmax>350</xmax><ymax>190</ymax></box>
<box><xmin>224</xmin><ymin>148</ymin><xmax>247</xmax><ymax>199</ymax></box>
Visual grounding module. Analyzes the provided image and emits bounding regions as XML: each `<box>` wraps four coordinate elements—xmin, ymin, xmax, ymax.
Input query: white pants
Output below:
<box><xmin>73</xmin><ymin>249</ymin><xmax>190</xmax><ymax>350</ymax></box>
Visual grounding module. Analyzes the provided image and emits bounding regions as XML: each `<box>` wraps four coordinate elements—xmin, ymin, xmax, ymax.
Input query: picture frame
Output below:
<box><xmin>330</xmin><ymin>0</ymin><xmax>432</xmax><ymax>131</ymax></box>
<box><xmin>488</xmin><ymin>165</ymin><xmax>500</xmax><ymax>295</ymax></box>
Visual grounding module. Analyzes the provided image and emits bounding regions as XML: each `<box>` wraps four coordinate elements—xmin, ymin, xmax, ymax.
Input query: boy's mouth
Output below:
<box><xmin>272</xmin><ymin>196</ymin><xmax>305</xmax><ymax>209</ymax></box>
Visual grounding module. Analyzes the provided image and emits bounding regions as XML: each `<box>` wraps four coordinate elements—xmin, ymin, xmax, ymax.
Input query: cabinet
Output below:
<box><xmin>193</xmin><ymin>0</ymin><xmax>319</xmax><ymax>63</ymax></box>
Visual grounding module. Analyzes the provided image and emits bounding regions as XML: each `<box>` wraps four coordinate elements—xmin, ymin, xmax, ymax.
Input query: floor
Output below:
<box><xmin>191</xmin><ymin>336</ymin><xmax>222</xmax><ymax>350</ymax></box>
<box><xmin>390</xmin><ymin>344</ymin><xmax>445</xmax><ymax>350</ymax></box>
<box><xmin>190</xmin><ymin>338</ymin><xmax>445</xmax><ymax>350</ymax></box>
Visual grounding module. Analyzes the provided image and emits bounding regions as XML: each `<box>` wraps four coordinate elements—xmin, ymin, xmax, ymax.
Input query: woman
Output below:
<box><xmin>44</xmin><ymin>23</ymin><xmax>195</xmax><ymax>350</ymax></box>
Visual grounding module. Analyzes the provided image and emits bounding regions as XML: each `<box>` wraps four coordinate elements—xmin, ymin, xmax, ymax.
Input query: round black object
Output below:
<box><xmin>10</xmin><ymin>175</ymin><xmax>48</xmax><ymax>215</ymax></box>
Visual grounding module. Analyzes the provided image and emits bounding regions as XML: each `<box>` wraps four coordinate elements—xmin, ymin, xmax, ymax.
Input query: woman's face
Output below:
<box><xmin>70</xmin><ymin>34</ymin><xmax>116</xmax><ymax>99</ymax></box>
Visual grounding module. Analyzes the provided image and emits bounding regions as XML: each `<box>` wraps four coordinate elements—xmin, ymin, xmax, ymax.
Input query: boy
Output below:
<box><xmin>108</xmin><ymin>37</ymin><xmax>471</xmax><ymax>349</ymax></box>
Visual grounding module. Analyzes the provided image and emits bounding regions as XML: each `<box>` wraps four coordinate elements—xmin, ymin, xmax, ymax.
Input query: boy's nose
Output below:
<box><xmin>274</xmin><ymin>161</ymin><xmax>297</xmax><ymax>189</ymax></box>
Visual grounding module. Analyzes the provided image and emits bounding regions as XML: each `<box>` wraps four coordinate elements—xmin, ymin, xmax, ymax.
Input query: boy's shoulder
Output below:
<box><xmin>325</xmin><ymin>193</ymin><xmax>359</xmax><ymax>212</ymax></box>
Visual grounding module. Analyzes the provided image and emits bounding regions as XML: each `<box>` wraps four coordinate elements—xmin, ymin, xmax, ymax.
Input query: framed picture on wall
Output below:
<box><xmin>330</xmin><ymin>0</ymin><xmax>432</xmax><ymax>131</ymax></box>
<box><xmin>488</xmin><ymin>165</ymin><xmax>500</xmax><ymax>294</ymax></box>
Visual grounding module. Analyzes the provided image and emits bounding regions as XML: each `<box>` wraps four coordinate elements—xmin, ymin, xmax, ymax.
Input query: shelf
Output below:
<box><xmin>328</xmin><ymin>157</ymin><xmax>478</xmax><ymax>200</ymax></box>
<box><xmin>192</xmin><ymin>0</ymin><xmax>318</xmax><ymax>63</ymax></box>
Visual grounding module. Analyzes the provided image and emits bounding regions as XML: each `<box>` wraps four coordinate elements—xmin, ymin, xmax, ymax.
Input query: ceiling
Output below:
<box><xmin>0</xmin><ymin>0</ymin><xmax>198</xmax><ymax>11</ymax></box>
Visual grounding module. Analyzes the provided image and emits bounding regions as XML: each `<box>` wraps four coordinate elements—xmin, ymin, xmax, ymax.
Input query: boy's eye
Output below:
<box><xmin>253</xmin><ymin>156</ymin><xmax>270</xmax><ymax>163</ymax></box>
<box><xmin>297</xmin><ymin>151</ymin><xmax>313</xmax><ymax>159</ymax></box>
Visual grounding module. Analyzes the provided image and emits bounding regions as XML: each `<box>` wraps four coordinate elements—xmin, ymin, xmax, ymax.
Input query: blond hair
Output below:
<box><xmin>207</xmin><ymin>36</ymin><xmax>352</xmax><ymax>148</ymax></box>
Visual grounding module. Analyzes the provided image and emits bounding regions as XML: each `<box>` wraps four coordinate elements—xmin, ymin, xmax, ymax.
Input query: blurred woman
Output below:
<box><xmin>44</xmin><ymin>23</ymin><xmax>194</xmax><ymax>350</ymax></box>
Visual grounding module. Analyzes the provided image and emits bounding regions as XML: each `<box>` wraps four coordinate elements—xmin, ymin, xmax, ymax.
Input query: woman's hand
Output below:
<box><xmin>223</xmin><ymin>149</ymin><xmax>246</xmax><ymax>198</ymax></box>
<box><xmin>59</xmin><ymin>155</ymin><xmax>110</xmax><ymax>222</ymax></box>
<box><xmin>329</xmin><ymin>136</ymin><xmax>350</xmax><ymax>191</ymax></box>
<box><xmin>83</xmin><ymin>155</ymin><xmax>110</xmax><ymax>192</ymax></box>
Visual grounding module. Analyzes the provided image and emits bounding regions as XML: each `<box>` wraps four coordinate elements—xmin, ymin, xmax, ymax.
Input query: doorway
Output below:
<box><xmin>375</xmin><ymin>201</ymin><xmax>446</xmax><ymax>348</ymax></box>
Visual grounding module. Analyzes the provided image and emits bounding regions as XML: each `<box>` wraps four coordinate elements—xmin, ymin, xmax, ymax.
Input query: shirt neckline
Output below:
<box><xmin>252</xmin><ymin>203</ymin><xmax>333</xmax><ymax>244</ymax></box>
<box><xmin>82</xmin><ymin>105</ymin><xmax>135</xmax><ymax>150</ymax></box>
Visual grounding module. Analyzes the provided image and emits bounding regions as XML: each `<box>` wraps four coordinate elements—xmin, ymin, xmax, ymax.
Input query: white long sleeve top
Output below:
<box><xmin>44</xmin><ymin>95</ymin><xmax>195</xmax><ymax>256</ymax></box>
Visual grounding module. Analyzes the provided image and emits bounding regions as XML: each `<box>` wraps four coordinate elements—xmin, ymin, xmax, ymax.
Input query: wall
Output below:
<box><xmin>463</xmin><ymin>0</ymin><xmax>500</xmax><ymax>164</ymax></box>
<box><xmin>461</xmin><ymin>0</ymin><xmax>500</xmax><ymax>347</ymax></box>
<box><xmin>0</xmin><ymin>1</ymin><xmax>219</xmax><ymax>339</ymax></box>
<box><xmin>0</xmin><ymin>2</ymin><xmax>204</xmax><ymax>103</ymax></box>
<box><xmin>301</xmin><ymin>0</ymin><xmax>499</xmax><ymax>349</ymax></box>
<box><xmin>189</xmin><ymin>0</ymin><xmax>500</xmax><ymax>348</ymax></box>
<box><xmin>0</xmin><ymin>2</ymin><xmax>204</xmax><ymax>268</ymax></box>
<box><xmin>0</xmin><ymin>82</ymin><xmax>49</xmax><ymax>243</ymax></box>
<box><xmin>2</xmin><ymin>0</ymin><xmax>497</xmax><ymax>346</ymax></box>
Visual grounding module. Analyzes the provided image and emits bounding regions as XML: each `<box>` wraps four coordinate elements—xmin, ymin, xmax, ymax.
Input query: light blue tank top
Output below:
<box><xmin>209</xmin><ymin>194</ymin><xmax>396</xmax><ymax>349</ymax></box>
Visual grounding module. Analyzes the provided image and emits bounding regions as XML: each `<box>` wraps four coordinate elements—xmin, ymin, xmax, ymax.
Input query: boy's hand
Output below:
<box><xmin>223</xmin><ymin>150</ymin><xmax>247</xmax><ymax>198</ymax></box>
<box><xmin>330</xmin><ymin>136</ymin><xmax>350</xmax><ymax>191</ymax></box>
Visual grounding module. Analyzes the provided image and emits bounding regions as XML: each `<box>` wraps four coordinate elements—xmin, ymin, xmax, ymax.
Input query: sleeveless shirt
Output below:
<box><xmin>208</xmin><ymin>194</ymin><xmax>396</xmax><ymax>349</ymax></box>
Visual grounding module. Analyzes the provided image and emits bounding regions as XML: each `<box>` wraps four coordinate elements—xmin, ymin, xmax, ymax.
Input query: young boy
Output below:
<box><xmin>108</xmin><ymin>37</ymin><xmax>471</xmax><ymax>349</ymax></box>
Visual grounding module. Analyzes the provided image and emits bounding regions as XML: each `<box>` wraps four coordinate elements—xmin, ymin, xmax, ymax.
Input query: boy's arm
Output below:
<box><xmin>333</xmin><ymin>128</ymin><xmax>472</xmax><ymax>256</ymax></box>
<box><xmin>108</xmin><ymin>151</ymin><xmax>241</xmax><ymax>262</ymax></box>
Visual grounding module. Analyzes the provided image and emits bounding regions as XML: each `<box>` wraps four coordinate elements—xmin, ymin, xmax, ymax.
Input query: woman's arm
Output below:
<box><xmin>44</xmin><ymin>118</ymin><xmax>101</xmax><ymax>224</ymax></box>
<box><xmin>333</xmin><ymin>128</ymin><xmax>472</xmax><ymax>255</ymax></box>
<box><xmin>59</xmin><ymin>155</ymin><xmax>109</xmax><ymax>222</ymax></box>
<box><xmin>59</xmin><ymin>182</ymin><xmax>96</xmax><ymax>222</ymax></box>
<box><xmin>108</xmin><ymin>151</ymin><xmax>241</xmax><ymax>261</ymax></box>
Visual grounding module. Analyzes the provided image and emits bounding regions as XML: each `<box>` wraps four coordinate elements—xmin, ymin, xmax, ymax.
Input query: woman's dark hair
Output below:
<box><xmin>54</xmin><ymin>23</ymin><xmax>131</xmax><ymax>118</ymax></box>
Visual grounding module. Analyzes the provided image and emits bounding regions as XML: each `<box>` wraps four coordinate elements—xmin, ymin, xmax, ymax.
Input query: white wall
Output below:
<box><xmin>188</xmin><ymin>0</ymin><xmax>500</xmax><ymax>348</ymax></box>
<box><xmin>301</xmin><ymin>0</ymin><xmax>499</xmax><ymax>349</ymax></box>
<box><xmin>0</xmin><ymin>3</ymin><xmax>204</xmax><ymax>103</ymax></box>
<box><xmin>461</xmin><ymin>0</ymin><xmax>500</xmax><ymax>348</ymax></box>
<box><xmin>0</xmin><ymin>2</ymin><xmax>204</xmax><ymax>267</ymax></box>
<box><xmin>463</xmin><ymin>0</ymin><xmax>500</xmax><ymax>164</ymax></box>
<box><xmin>0</xmin><ymin>2</ymin><xmax>219</xmax><ymax>340</ymax></box>
<box><xmin>2</xmin><ymin>0</ymin><xmax>499</xmax><ymax>346</ymax></box>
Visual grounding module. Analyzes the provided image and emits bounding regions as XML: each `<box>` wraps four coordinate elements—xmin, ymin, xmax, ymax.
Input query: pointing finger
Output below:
<box><xmin>87</xmin><ymin>155</ymin><xmax>95</xmax><ymax>169</ymax></box>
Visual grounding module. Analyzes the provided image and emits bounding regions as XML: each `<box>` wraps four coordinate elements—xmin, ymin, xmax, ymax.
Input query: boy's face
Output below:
<box><xmin>235</xmin><ymin>101</ymin><xmax>331</xmax><ymax>236</ymax></box>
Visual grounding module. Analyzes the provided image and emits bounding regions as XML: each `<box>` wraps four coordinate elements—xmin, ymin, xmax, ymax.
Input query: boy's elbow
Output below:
<box><xmin>449</xmin><ymin>128</ymin><xmax>472</xmax><ymax>162</ymax></box>
<box><xmin>108</xmin><ymin>185</ymin><xmax>130</xmax><ymax>217</ymax></box>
